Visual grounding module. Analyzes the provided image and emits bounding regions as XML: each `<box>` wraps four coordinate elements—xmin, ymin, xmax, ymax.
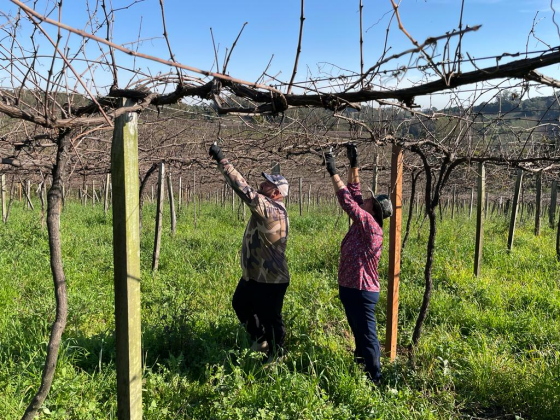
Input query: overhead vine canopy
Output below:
<box><xmin>3</xmin><ymin>3</ymin><xmax>560</xmax><ymax>419</ymax></box>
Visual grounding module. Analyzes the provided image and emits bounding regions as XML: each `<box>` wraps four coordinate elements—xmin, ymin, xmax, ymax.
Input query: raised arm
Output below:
<box><xmin>324</xmin><ymin>150</ymin><xmax>380</xmax><ymax>242</ymax></box>
<box><xmin>345</xmin><ymin>143</ymin><xmax>363</xmax><ymax>204</ymax></box>
<box><xmin>346</xmin><ymin>142</ymin><xmax>360</xmax><ymax>185</ymax></box>
<box><xmin>209</xmin><ymin>143</ymin><xmax>258</xmax><ymax>207</ymax></box>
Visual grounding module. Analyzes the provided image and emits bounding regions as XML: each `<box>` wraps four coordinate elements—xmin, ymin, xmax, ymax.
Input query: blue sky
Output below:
<box><xmin>3</xmin><ymin>0</ymin><xmax>560</xmax><ymax>107</ymax></box>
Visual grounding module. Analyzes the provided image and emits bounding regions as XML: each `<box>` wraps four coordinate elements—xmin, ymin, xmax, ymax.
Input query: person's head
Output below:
<box><xmin>361</xmin><ymin>191</ymin><xmax>393</xmax><ymax>228</ymax></box>
<box><xmin>258</xmin><ymin>180</ymin><xmax>283</xmax><ymax>200</ymax></box>
<box><xmin>259</xmin><ymin>173</ymin><xmax>289</xmax><ymax>201</ymax></box>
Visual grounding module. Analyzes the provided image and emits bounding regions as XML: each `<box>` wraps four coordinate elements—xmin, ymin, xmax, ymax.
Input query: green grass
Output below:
<box><xmin>0</xmin><ymin>200</ymin><xmax>559</xmax><ymax>419</ymax></box>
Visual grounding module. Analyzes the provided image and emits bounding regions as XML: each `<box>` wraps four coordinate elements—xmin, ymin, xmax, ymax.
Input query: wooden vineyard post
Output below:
<box><xmin>372</xmin><ymin>152</ymin><xmax>378</xmax><ymax>194</ymax></box>
<box><xmin>474</xmin><ymin>162</ymin><xmax>485</xmax><ymax>277</ymax></box>
<box><xmin>550</xmin><ymin>181</ymin><xmax>557</xmax><ymax>228</ymax></box>
<box><xmin>535</xmin><ymin>172</ymin><xmax>542</xmax><ymax>236</ymax></box>
<box><xmin>469</xmin><ymin>187</ymin><xmax>474</xmax><ymax>218</ymax></box>
<box><xmin>178</xmin><ymin>176</ymin><xmax>182</xmax><ymax>212</ymax></box>
<box><xmin>451</xmin><ymin>185</ymin><xmax>456</xmax><ymax>219</ymax></box>
<box><xmin>104</xmin><ymin>173</ymin><xmax>111</xmax><ymax>216</ymax></box>
<box><xmin>193</xmin><ymin>171</ymin><xmax>197</xmax><ymax>229</ymax></box>
<box><xmin>26</xmin><ymin>180</ymin><xmax>31</xmax><ymax>209</ymax></box>
<box><xmin>167</xmin><ymin>171</ymin><xmax>176</xmax><ymax>236</ymax></box>
<box><xmin>299</xmin><ymin>177</ymin><xmax>303</xmax><ymax>216</ymax></box>
<box><xmin>507</xmin><ymin>169</ymin><xmax>523</xmax><ymax>251</ymax></box>
<box><xmin>110</xmin><ymin>98</ymin><xmax>142</xmax><ymax>420</ymax></box>
<box><xmin>1</xmin><ymin>174</ymin><xmax>6</xmax><ymax>223</ymax></box>
<box><xmin>385</xmin><ymin>144</ymin><xmax>403</xmax><ymax>361</ymax></box>
<box><xmin>152</xmin><ymin>162</ymin><xmax>165</xmax><ymax>271</ymax></box>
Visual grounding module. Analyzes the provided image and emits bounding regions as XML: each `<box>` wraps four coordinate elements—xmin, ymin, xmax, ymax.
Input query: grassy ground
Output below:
<box><xmin>0</xmin><ymin>199</ymin><xmax>558</xmax><ymax>419</ymax></box>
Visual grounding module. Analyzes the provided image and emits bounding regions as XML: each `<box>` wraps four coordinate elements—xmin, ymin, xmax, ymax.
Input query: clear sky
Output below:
<box><xmin>3</xmin><ymin>0</ymin><xmax>560</xmax><ymax>108</ymax></box>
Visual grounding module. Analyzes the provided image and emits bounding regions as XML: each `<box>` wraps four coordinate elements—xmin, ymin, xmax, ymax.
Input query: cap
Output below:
<box><xmin>366</xmin><ymin>188</ymin><xmax>393</xmax><ymax>228</ymax></box>
<box><xmin>262</xmin><ymin>172</ymin><xmax>289</xmax><ymax>197</ymax></box>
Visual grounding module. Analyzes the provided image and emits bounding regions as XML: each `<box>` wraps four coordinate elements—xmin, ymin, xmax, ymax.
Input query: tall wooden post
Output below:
<box><xmin>469</xmin><ymin>187</ymin><xmax>474</xmax><ymax>219</ymax></box>
<box><xmin>193</xmin><ymin>172</ymin><xmax>197</xmax><ymax>229</ymax></box>
<box><xmin>507</xmin><ymin>169</ymin><xmax>523</xmax><ymax>251</ymax></box>
<box><xmin>152</xmin><ymin>163</ymin><xmax>165</xmax><ymax>271</ymax></box>
<box><xmin>299</xmin><ymin>177</ymin><xmax>303</xmax><ymax>216</ymax></box>
<box><xmin>474</xmin><ymin>162</ymin><xmax>485</xmax><ymax>277</ymax></box>
<box><xmin>111</xmin><ymin>98</ymin><xmax>142</xmax><ymax>420</ymax></box>
<box><xmin>26</xmin><ymin>180</ymin><xmax>31</xmax><ymax>209</ymax></box>
<box><xmin>1</xmin><ymin>174</ymin><xmax>6</xmax><ymax>223</ymax></box>
<box><xmin>178</xmin><ymin>176</ymin><xmax>182</xmax><ymax>211</ymax></box>
<box><xmin>167</xmin><ymin>172</ymin><xmax>176</xmax><ymax>236</ymax></box>
<box><xmin>385</xmin><ymin>144</ymin><xmax>402</xmax><ymax>361</ymax></box>
<box><xmin>550</xmin><ymin>181</ymin><xmax>558</xmax><ymax>228</ymax></box>
<box><xmin>535</xmin><ymin>172</ymin><xmax>542</xmax><ymax>236</ymax></box>
<box><xmin>104</xmin><ymin>173</ymin><xmax>111</xmax><ymax>216</ymax></box>
<box><xmin>372</xmin><ymin>152</ymin><xmax>379</xmax><ymax>194</ymax></box>
<box><xmin>451</xmin><ymin>185</ymin><xmax>456</xmax><ymax>219</ymax></box>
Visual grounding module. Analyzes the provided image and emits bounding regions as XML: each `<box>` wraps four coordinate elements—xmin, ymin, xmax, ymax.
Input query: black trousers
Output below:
<box><xmin>339</xmin><ymin>285</ymin><xmax>381</xmax><ymax>382</ymax></box>
<box><xmin>232</xmin><ymin>278</ymin><xmax>289</xmax><ymax>352</ymax></box>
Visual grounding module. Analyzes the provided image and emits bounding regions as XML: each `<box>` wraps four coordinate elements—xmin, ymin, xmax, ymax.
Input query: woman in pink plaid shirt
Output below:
<box><xmin>324</xmin><ymin>143</ymin><xmax>392</xmax><ymax>384</ymax></box>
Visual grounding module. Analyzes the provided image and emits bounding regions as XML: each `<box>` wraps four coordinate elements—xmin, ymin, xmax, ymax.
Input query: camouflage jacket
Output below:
<box><xmin>218</xmin><ymin>160</ymin><xmax>290</xmax><ymax>284</ymax></box>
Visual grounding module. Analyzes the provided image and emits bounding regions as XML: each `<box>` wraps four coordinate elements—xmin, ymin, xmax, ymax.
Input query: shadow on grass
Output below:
<box><xmin>67</xmin><ymin>315</ymin><xmax>243</xmax><ymax>382</ymax></box>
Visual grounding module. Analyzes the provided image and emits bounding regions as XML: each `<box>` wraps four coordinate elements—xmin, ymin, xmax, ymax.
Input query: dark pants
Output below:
<box><xmin>232</xmin><ymin>278</ymin><xmax>289</xmax><ymax>352</ymax></box>
<box><xmin>339</xmin><ymin>286</ymin><xmax>381</xmax><ymax>382</ymax></box>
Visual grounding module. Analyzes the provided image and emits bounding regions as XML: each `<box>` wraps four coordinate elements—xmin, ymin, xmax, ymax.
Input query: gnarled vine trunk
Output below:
<box><xmin>22</xmin><ymin>130</ymin><xmax>71</xmax><ymax>420</ymax></box>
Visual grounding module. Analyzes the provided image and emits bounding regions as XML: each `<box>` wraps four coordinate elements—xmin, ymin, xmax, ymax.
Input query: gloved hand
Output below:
<box><xmin>209</xmin><ymin>143</ymin><xmax>225</xmax><ymax>162</ymax></box>
<box><xmin>346</xmin><ymin>142</ymin><xmax>358</xmax><ymax>168</ymax></box>
<box><xmin>325</xmin><ymin>152</ymin><xmax>337</xmax><ymax>176</ymax></box>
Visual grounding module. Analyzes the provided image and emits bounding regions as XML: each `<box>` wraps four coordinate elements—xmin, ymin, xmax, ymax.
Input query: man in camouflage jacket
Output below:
<box><xmin>209</xmin><ymin>143</ymin><xmax>290</xmax><ymax>357</ymax></box>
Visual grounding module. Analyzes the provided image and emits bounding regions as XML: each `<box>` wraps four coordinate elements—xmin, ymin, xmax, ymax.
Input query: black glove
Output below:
<box><xmin>346</xmin><ymin>142</ymin><xmax>358</xmax><ymax>168</ymax></box>
<box><xmin>209</xmin><ymin>143</ymin><xmax>225</xmax><ymax>162</ymax></box>
<box><xmin>325</xmin><ymin>152</ymin><xmax>337</xmax><ymax>176</ymax></box>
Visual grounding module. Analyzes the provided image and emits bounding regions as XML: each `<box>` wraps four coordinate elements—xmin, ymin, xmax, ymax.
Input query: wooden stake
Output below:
<box><xmin>178</xmin><ymin>177</ymin><xmax>182</xmax><ymax>211</ymax></box>
<box><xmin>550</xmin><ymin>181</ymin><xmax>558</xmax><ymax>228</ymax></box>
<box><xmin>451</xmin><ymin>185</ymin><xmax>456</xmax><ymax>219</ymax></box>
<box><xmin>299</xmin><ymin>177</ymin><xmax>303</xmax><ymax>217</ymax></box>
<box><xmin>1</xmin><ymin>174</ymin><xmax>6</xmax><ymax>223</ymax></box>
<box><xmin>152</xmin><ymin>163</ymin><xmax>165</xmax><ymax>271</ymax></box>
<box><xmin>193</xmin><ymin>172</ymin><xmax>197</xmax><ymax>229</ymax></box>
<box><xmin>474</xmin><ymin>162</ymin><xmax>485</xmax><ymax>277</ymax></box>
<box><xmin>104</xmin><ymin>173</ymin><xmax>111</xmax><ymax>216</ymax></box>
<box><xmin>26</xmin><ymin>180</ymin><xmax>31</xmax><ymax>209</ymax></box>
<box><xmin>372</xmin><ymin>153</ymin><xmax>378</xmax><ymax>194</ymax></box>
<box><xmin>385</xmin><ymin>144</ymin><xmax>403</xmax><ymax>361</ymax></box>
<box><xmin>535</xmin><ymin>172</ymin><xmax>542</xmax><ymax>236</ymax></box>
<box><xmin>111</xmin><ymin>98</ymin><xmax>142</xmax><ymax>420</ymax></box>
<box><xmin>167</xmin><ymin>172</ymin><xmax>176</xmax><ymax>236</ymax></box>
<box><xmin>507</xmin><ymin>169</ymin><xmax>523</xmax><ymax>251</ymax></box>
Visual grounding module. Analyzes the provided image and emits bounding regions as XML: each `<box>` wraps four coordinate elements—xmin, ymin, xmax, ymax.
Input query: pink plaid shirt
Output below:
<box><xmin>336</xmin><ymin>183</ymin><xmax>383</xmax><ymax>292</ymax></box>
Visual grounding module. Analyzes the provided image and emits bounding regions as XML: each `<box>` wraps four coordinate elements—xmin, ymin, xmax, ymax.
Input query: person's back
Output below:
<box><xmin>322</xmin><ymin>143</ymin><xmax>392</xmax><ymax>385</ymax></box>
<box><xmin>209</xmin><ymin>143</ymin><xmax>290</xmax><ymax>359</ymax></box>
<box><xmin>242</xmin><ymin>195</ymin><xmax>289</xmax><ymax>284</ymax></box>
